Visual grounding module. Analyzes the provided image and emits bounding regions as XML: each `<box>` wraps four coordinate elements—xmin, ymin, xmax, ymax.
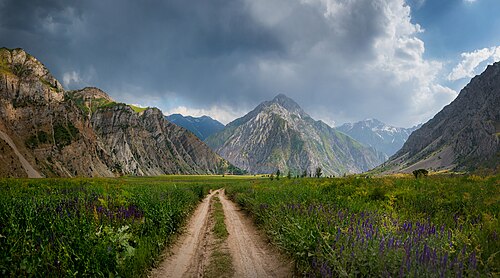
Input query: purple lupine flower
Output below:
<box><xmin>442</xmin><ymin>252</ymin><xmax>448</xmax><ymax>267</ymax></box>
<box><xmin>469</xmin><ymin>250</ymin><xmax>477</xmax><ymax>269</ymax></box>
<box><xmin>379</xmin><ymin>240</ymin><xmax>385</xmax><ymax>254</ymax></box>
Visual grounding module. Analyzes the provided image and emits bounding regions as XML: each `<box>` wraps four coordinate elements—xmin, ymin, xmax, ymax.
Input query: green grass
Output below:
<box><xmin>204</xmin><ymin>249</ymin><xmax>233</xmax><ymax>278</ymax></box>
<box><xmin>0</xmin><ymin>177</ymin><xmax>229</xmax><ymax>277</ymax></box>
<box><xmin>1</xmin><ymin>174</ymin><xmax>497</xmax><ymax>277</ymax></box>
<box><xmin>212</xmin><ymin>196</ymin><xmax>228</xmax><ymax>239</ymax></box>
<box><xmin>128</xmin><ymin>105</ymin><xmax>148</xmax><ymax>113</ymax></box>
<box><xmin>204</xmin><ymin>194</ymin><xmax>233</xmax><ymax>278</ymax></box>
<box><xmin>225</xmin><ymin>175</ymin><xmax>500</xmax><ymax>277</ymax></box>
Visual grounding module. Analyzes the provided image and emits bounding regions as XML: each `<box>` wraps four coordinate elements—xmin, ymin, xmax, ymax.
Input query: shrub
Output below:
<box><xmin>412</xmin><ymin>169</ymin><xmax>429</xmax><ymax>178</ymax></box>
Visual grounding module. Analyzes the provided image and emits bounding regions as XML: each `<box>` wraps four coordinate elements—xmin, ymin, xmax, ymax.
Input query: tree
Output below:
<box><xmin>301</xmin><ymin>169</ymin><xmax>308</xmax><ymax>178</ymax></box>
<box><xmin>276</xmin><ymin>169</ymin><xmax>281</xmax><ymax>180</ymax></box>
<box><xmin>315</xmin><ymin>167</ymin><xmax>322</xmax><ymax>178</ymax></box>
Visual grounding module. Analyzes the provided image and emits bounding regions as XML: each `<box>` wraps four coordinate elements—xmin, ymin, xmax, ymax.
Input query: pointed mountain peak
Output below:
<box><xmin>271</xmin><ymin>93</ymin><xmax>298</xmax><ymax>105</ymax></box>
<box><xmin>265</xmin><ymin>93</ymin><xmax>307</xmax><ymax>116</ymax></box>
<box><xmin>363</xmin><ymin>118</ymin><xmax>384</xmax><ymax>125</ymax></box>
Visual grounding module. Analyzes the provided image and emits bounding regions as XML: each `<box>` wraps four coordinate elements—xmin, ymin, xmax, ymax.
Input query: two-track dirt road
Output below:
<box><xmin>151</xmin><ymin>189</ymin><xmax>292</xmax><ymax>278</ymax></box>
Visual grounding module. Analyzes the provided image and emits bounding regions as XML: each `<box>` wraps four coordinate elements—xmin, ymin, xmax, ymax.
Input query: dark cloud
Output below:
<box><xmin>0</xmin><ymin>0</ymin><xmax>457</xmax><ymax>126</ymax></box>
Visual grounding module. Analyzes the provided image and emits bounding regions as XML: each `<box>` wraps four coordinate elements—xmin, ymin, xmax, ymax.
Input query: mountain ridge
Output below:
<box><xmin>0</xmin><ymin>47</ymin><xmax>236</xmax><ymax>177</ymax></box>
<box><xmin>205</xmin><ymin>94</ymin><xmax>384</xmax><ymax>175</ymax></box>
<box><xmin>166</xmin><ymin>113</ymin><xmax>225</xmax><ymax>141</ymax></box>
<box><xmin>378</xmin><ymin>62</ymin><xmax>500</xmax><ymax>173</ymax></box>
<box><xmin>337</xmin><ymin>119</ymin><xmax>420</xmax><ymax>160</ymax></box>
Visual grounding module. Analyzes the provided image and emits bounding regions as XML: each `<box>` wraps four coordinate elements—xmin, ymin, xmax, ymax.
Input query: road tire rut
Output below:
<box><xmin>152</xmin><ymin>190</ymin><xmax>216</xmax><ymax>278</ymax></box>
<box><xmin>152</xmin><ymin>189</ymin><xmax>293</xmax><ymax>278</ymax></box>
<box><xmin>219</xmin><ymin>190</ymin><xmax>293</xmax><ymax>278</ymax></box>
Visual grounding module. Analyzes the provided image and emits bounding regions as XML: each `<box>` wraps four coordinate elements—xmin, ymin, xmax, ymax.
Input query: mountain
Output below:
<box><xmin>337</xmin><ymin>119</ymin><xmax>420</xmax><ymax>160</ymax></box>
<box><xmin>166</xmin><ymin>114</ymin><xmax>225</xmax><ymax>140</ymax></box>
<box><xmin>379</xmin><ymin>62</ymin><xmax>500</xmax><ymax>173</ymax></box>
<box><xmin>0</xmin><ymin>47</ymin><xmax>235</xmax><ymax>177</ymax></box>
<box><xmin>205</xmin><ymin>94</ymin><xmax>384</xmax><ymax>176</ymax></box>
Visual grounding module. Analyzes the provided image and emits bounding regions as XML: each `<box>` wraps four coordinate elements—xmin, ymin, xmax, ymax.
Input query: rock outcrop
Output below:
<box><xmin>0</xmin><ymin>47</ymin><xmax>233</xmax><ymax>177</ymax></box>
<box><xmin>379</xmin><ymin>62</ymin><xmax>500</xmax><ymax>173</ymax></box>
<box><xmin>205</xmin><ymin>94</ymin><xmax>384</xmax><ymax>176</ymax></box>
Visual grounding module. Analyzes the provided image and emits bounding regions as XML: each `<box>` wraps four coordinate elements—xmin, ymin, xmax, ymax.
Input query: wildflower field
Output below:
<box><xmin>226</xmin><ymin>175</ymin><xmax>500</xmax><ymax>277</ymax></box>
<box><xmin>0</xmin><ymin>176</ymin><xmax>233</xmax><ymax>277</ymax></box>
<box><xmin>0</xmin><ymin>174</ymin><xmax>498</xmax><ymax>277</ymax></box>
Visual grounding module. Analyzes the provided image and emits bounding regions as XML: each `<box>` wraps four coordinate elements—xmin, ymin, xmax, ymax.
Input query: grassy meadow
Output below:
<box><xmin>0</xmin><ymin>175</ymin><xmax>245</xmax><ymax>277</ymax></box>
<box><xmin>0</xmin><ymin>174</ymin><xmax>498</xmax><ymax>277</ymax></box>
<box><xmin>226</xmin><ymin>174</ymin><xmax>500</xmax><ymax>277</ymax></box>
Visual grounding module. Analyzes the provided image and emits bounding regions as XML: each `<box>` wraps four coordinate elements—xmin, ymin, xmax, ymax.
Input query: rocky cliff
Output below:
<box><xmin>0</xmin><ymin>47</ymin><xmax>233</xmax><ymax>177</ymax></box>
<box><xmin>337</xmin><ymin>119</ymin><xmax>419</xmax><ymax>160</ymax></box>
<box><xmin>205</xmin><ymin>94</ymin><xmax>384</xmax><ymax>176</ymax></box>
<box><xmin>379</xmin><ymin>62</ymin><xmax>500</xmax><ymax>173</ymax></box>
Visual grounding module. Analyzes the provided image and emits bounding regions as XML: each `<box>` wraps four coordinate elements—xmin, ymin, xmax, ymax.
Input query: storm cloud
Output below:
<box><xmin>0</xmin><ymin>0</ymin><xmax>458</xmax><ymax>127</ymax></box>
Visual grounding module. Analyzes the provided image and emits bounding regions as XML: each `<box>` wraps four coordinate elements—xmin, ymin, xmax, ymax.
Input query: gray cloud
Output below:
<box><xmin>0</xmin><ymin>0</ymin><xmax>456</xmax><ymax>126</ymax></box>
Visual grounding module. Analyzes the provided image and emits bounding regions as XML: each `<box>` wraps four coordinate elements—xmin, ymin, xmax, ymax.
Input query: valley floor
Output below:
<box><xmin>1</xmin><ymin>175</ymin><xmax>498</xmax><ymax>277</ymax></box>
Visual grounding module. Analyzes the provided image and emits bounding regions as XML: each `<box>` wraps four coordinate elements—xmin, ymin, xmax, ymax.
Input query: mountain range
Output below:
<box><xmin>205</xmin><ymin>94</ymin><xmax>384</xmax><ymax>176</ymax></box>
<box><xmin>0</xmin><ymin>48</ymin><xmax>235</xmax><ymax>177</ymax></box>
<box><xmin>166</xmin><ymin>114</ymin><xmax>224</xmax><ymax>141</ymax></box>
<box><xmin>337</xmin><ymin>119</ymin><xmax>420</xmax><ymax>160</ymax></box>
<box><xmin>379</xmin><ymin>61</ymin><xmax>500</xmax><ymax>173</ymax></box>
<box><xmin>1</xmin><ymin>47</ymin><xmax>498</xmax><ymax>177</ymax></box>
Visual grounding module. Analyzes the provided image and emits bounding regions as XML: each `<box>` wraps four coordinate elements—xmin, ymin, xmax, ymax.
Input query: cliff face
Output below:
<box><xmin>85</xmin><ymin>97</ymin><xmax>229</xmax><ymax>175</ymax></box>
<box><xmin>205</xmin><ymin>94</ymin><xmax>384</xmax><ymax>176</ymax></box>
<box><xmin>0</xmin><ymin>48</ymin><xmax>232</xmax><ymax>177</ymax></box>
<box><xmin>380</xmin><ymin>62</ymin><xmax>500</xmax><ymax>173</ymax></box>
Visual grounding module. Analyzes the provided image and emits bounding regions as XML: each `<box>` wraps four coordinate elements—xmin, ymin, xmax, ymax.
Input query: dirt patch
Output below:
<box><xmin>219</xmin><ymin>190</ymin><xmax>294</xmax><ymax>278</ymax></box>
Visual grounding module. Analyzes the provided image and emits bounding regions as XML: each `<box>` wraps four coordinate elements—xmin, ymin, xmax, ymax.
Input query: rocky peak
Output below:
<box><xmin>0</xmin><ymin>47</ymin><xmax>63</xmax><ymax>93</ymax></box>
<box><xmin>338</xmin><ymin>119</ymin><xmax>418</xmax><ymax>159</ymax></box>
<box><xmin>206</xmin><ymin>94</ymin><xmax>384</xmax><ymax>175</ymax></box>
<box><xmin>70</xmin><ymin>87</ymin><xmax>114</xmax><ymax>102</ymax></box>
<box><xmin>265</xmin><ymin>93</ymin><xmax>307</xmax><ymax>117</ymax></box>
<box><xmin>0</xmin><ymin>47</ymin><xmax>66</xmax><ymax>109</ymax></box>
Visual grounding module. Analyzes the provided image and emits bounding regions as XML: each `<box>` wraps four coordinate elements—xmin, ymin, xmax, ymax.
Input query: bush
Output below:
<box><xmin>412</xmin><ymin>169</ymin><xmax>429</xmax><ymax>178</ymax></box>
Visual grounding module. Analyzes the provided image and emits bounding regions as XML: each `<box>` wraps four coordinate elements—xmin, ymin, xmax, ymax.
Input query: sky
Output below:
<box><xmin>0</xmin><ymin>0</ymin><xmax>499</xmax><ymax>127</ymax></box>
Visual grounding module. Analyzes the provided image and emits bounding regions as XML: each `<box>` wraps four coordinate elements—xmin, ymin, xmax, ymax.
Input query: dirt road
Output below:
<box><xmin>152</xmin><ymin>190</ymin><xmax>216</xmax><ymax>278</ymax></box>
<box><xmin>219</xmin><ymin>190</ymin><xmax>292</xmax><ymax>277</ymax></box>
<box><xmin>152</xmin><ymin>190</ymin><xmax>293</xmax><ymax>278</ymax></box>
